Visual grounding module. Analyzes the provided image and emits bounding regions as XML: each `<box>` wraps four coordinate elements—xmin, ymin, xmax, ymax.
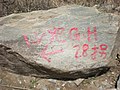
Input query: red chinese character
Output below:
<box><xmin>99</xmin><ymin>44</ymin><xmax>108</xmax><ymax>59</ymax></box>
<box><xmin>39</xmin><ymin>44</ymin><xmax>64</xmax><ymax>62</ymax></box>
<box><xmin>48</xmin><ymin>27</ymin><xmax>66</xmax><ymax>43</ymax></box>
<box><xmin>91</xmin><ymin>45</ymin><xmax>99</xmax><ymax>60</ymax></box>
<box><xmin>69</xmin><ymin>27</ymin><xmax>80</xmax><ymax>41</ymax></box>
<box><xmin>23</xmin><ymin>32</ymin><xmax>46</xmax><ymax>48</ymax></box>
<box><xmin>23</xmin><ymin>34</ymin><xmax>30</xmax><ymax>48</ymax></box>
<box><xmin>37</xmin><ymin>27</ymin><xmax>66</xmax><ymax>62</ymax></box>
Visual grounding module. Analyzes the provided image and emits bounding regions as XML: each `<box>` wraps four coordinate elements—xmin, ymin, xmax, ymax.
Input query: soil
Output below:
<box><xmin>0</xmin><ymin>59</ymin><xmax>120</xmax><ymax>90</ymax></box>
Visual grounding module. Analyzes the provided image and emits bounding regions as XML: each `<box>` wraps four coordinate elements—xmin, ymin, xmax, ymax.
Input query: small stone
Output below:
<box><xmin>73</xmin><ymin>79</ymin><xmax>84</xmax><ymax>86</ymax></box>
<box><xmin>111</xmin><ymin>72</ymin><xmax>115</xmax><ymax>75</ymax></box>
<box><xmin>62</xmin><ymin>82</ymin><xmax>67</xmax><ymax>87</ymax></box>
<box><xmin>115</xmin><ymin>6</ymin><xmax>120</xmax><ymax>12</ymax></box>
<box><xmin>48</xmin><ymin>79</ymin><xmax>57</xmax><ymax>84</ymax></box>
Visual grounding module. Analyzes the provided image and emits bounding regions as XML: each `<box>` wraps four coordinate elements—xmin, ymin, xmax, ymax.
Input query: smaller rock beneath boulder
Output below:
<box><xmin>73</xmin><ymin>79</ymin><xmax>84</xmax><ymax>86</ymax></box>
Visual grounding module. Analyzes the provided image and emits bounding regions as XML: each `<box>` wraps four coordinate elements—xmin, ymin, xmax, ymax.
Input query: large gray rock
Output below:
<box><xmin>0</xmin><ymin>5</ymin><xmax>119</xmax><ymax>79</ymax></box>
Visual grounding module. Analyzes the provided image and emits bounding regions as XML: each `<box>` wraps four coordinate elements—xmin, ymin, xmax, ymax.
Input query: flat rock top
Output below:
<box><xmin>0</xmin><ymin>5</ymin><xmax>119</xmax><ymax>71</ymax></box>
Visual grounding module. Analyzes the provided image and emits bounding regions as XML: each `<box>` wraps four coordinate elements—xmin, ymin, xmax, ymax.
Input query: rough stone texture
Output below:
<box><xmin>0</xmin><ymin>5</ymin><xmax>119</xmax><ymax>79</ymax></box>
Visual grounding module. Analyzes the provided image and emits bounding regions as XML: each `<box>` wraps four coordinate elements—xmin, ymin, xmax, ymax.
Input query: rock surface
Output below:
<box><xmin>0</xmin><ymin>5</ymin><xmax>120</xmax><ymax>79</ymax></box>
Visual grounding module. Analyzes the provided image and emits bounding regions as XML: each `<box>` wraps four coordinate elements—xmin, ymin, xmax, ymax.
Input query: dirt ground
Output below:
<box><xmin>0</xmin><ymin>58</ymin><xmax>120</xmax><ymax>90</ymax></box>
<box><xmin>0</xmin><ymin>0</ymin><xmax>120</xmax><ymax>17</ymax></box>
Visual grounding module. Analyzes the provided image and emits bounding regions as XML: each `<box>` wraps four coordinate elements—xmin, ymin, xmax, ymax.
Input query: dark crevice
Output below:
<box><xmin>115</xmin><ymin>74</ymin><xmax>120</xmax><ymax>88</ymax></box>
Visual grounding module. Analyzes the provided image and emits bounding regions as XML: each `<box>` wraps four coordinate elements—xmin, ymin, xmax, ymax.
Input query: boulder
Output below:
<box><xmin>0</xmin><ymin>5</ymin><xmax>119</xmax><ymax>80</ymax></box>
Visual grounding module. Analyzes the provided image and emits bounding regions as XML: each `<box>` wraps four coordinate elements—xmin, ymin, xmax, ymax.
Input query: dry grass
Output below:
<box><xmin>0</xmin><ymin>0</ymin><xmax>120</xmax><ymax>17</ymax></box>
